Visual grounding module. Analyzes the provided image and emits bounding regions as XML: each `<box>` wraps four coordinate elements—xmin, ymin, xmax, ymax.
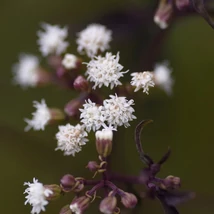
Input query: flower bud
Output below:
<box><xmin>162</xmin><ymin>175</ymin><xmax>181</xmax><ymax>189</ymax></box>
<box><xmin>120</xmin><ymin>192</ymin><xmax>138</xmax><ymax>209</ymax></box>
<box><xmin>47</xmin><ymin>55</ymin><xmax>62</xmax><ymax>69</ymax></box>
<box><xmin>64</xmin><ymin>94</ymin><xmax>88</xmax><ymax>118</ymax></box>
<box><xmin>44</xmin><ymin>184</ymin><xmax>61</xmax><ymax>200</ymax></box>
<box><xmin>154</xmin><ymin>1</ymin><xmax>173</xmax><ymax>29</ymax></box>
<box><xmin>99</xmin><ymin>196</ymin><xmax>117</xmax><ymax>214</ymax></box>
<box><xmin>70</xmin><ymin>196</ymin><xmax>90</xmax><ymax>214</ymax></box>
<box><xmin>175</xmin><ymin>0</ymin><xmax>190</xmax><ymax>10</ymax></box>
<box><xmin>95</xmin><ymin>129</ymin><xmax>113</xmax><ymax>158</ymax></box>
<box><xmin>49</xmin><ymin>108</ymin><xmax>65</xmax><ymax>123</ymax></box>
<box><xmin>73</xmin><ymin>75</ymin><xmax>89</xmax><ymax>92</ymax></box>
<box><xmin>60</xmin><ymin>174</ymin><xmax>76</xmax><ymax>192</ymax></box>
<box><xmin>37</xmin><ymin>67</ymin><xmax>52</xmax><ymax>86</ymax></box>
<box><xmin>59</xmin><ymin>205</ymin><xmax>72</xmax><ymax>214</ymax></box>
<box><xmin>86</xmin><ymin>161</ymin><xmax>99</xmax><ymax>172</ymax></box>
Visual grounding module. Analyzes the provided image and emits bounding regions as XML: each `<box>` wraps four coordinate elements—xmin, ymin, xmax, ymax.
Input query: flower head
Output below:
<box><xmin>85</xmin><ymin>52</ymin><xmax>128</xmax><ymax>89</ymax></box>
<box><xmin>24</xmin><ymin>178</ymin><xmax>53</xmax><ymax>214</ymax></box>
<box><xmin>131</xmin><ymin>71</ymin><xmax>155</xmax><ymax>94</ymax></box>
<box><xmin>77</xmin><ymin>24</ymin><xmax>112</xmax><ymax>58</ymax></box>
<box><xmin>62</xmin><ymin>54</ymin><xmax>79</xmax><ymax>70</ymax></box>
<box><xmin>154</xmin><ymin>62</ymin><xmax>173</xmax><ymax>95</ymax></box>
<box><xmin>79</xmin><ymin>99</ymin><xmax>105</xmax><ymax>132</ymax></box>
<box><xmin>25</xmin><ymin>99</ymin><xmax>51</xmax><ymax>131</ymax></box>
<box><xmin>103</xmin><ymin>94</ymin><xmax>136</xmax><ymax>128</ymax></box>
<box><xmin>13</xmin><ymin>54</ymin><xmax>40</xmax><ymax>88</ymax></box>
<box><xmin>37</xmin><ymin>23</ymin><xmax>69</xmax><ymax>56</ymax></box>
<box><xmin>56</xmin><ymin>124</ymin><xmax>88</xmax><ymax>156</ymax></box>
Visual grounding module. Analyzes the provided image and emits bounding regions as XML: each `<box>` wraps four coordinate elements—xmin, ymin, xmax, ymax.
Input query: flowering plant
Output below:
<box><xmin>12</xmin><ymin>1</ymin><xmax>214</xmax><ymax>213</ymax></box>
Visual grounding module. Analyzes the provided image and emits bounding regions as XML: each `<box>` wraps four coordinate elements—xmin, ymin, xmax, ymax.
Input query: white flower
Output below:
<box><xmin>154</xmin><ymin>62</ymin><xmax>173</xmax><ymax>95</ymax></box>
<box><xmin>131</xmin><ymin>71</ymin><xmax>155</xmax><ymax>94</ymax></box>
<box><xmin>37</xmin><ymin>23</ymin><xmax>69</xmax><ymax>56</ymax></box>
<box><xmin>85</xmin><ymin>52</ymin><xmax>128</xmax><ymax>89</ymax></box>
<box><xmin>25</xmin><ymin>99</ymin><xmax>51</xmax><ymax>131</ymax></box>
<box><xmin>62</xmin><ymin>54</ymin><xmax>78</xmax><ymax>69</ymax></box>
<box><xmin>55</xmin><ymin>124</ymin><xmax>88</xmax><ymax>156</ymax></box>
<box><xmin>79</xmin><ymin>99</ymin><xmax>105</xmax><ymax>132</ymax></box>
<box><xmin>77</xmin><ymin>24</ymin><xmax>112</xmax><ymax>58</ymax></box>
<box><xmin>24</xmin><ymin>178</ymin><xmax>53</xmax><ymax>214</ymax></box>
<box><xmin>12</xmin><ymin>54</ymin><xmax>39</xmax><ymax>88</ymax></box>
<box><xmin>70</xmin><ymin>203</ymin><xmax>81</xmax><ymax>214</ymax></box>
<box><xmin>103</xmin><ymin>94</ymin><xmax>136</xmax><ymax>128</ymax></box>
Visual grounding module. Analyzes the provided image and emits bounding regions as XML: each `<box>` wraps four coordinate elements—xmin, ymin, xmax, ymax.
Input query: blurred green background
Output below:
<box><xmin>1</xmin><ymin>0</ymin><xmax>214</xmax><ymax>213</ymax></box>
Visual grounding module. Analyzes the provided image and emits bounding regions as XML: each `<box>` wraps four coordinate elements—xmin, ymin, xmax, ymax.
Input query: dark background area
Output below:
<box><xmin>1</xmin><ymin>0</ymin><xmax>214</xmax><ymax>213</ymax></box>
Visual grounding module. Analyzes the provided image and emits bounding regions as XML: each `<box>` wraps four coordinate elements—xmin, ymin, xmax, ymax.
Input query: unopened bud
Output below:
<box><xmin>99</xmin><ymin>196</ymin><xmax>117</xmax><ymax>214</ymax></box>
<box><xmin>64</xmin><ymin>93</ymin><xmax>88</xmax><ymax>118</ymax></box>
<box><xmin>60</xmin><ymin>205</ymin><xmax>72</xmax><ymax>214</ymax></box>
<box><xmin>120</xmin><ymin>192</ymin><xmax>138</xmax><ymax>209</ymax></box>
<box><xmin>70</xmin><ymin>196</ymin><xmax>90</xmax><ymax>214</ymax></box>
<box><xmin>86</xmin><ymin>161</ymin><xmax>99</xmax><ymax>172</ymax></box>
<box><xmin>37</xmin><ymin>68</ymin><xmax>52</xmax><ymax>86</ymax></box>
<box><xmin>175</xmin><ymin>0</ymin><xmax>190</xmax><ymax>10</ymax></box>
<box><xmin>47</xmin><ymin>55</ymin><xmax>62</xmax><ymax>69</ymax></box>
<box><xmin>44</xmin><ymin>184</ymin><xmax>61</xmax><ymax>200</ymax></box>
<box><xmin>49</xmin><ymin>108</ymin><xmax>65</xmax><ymax>123</ymax></box>
<box><xmin>162</xmin><ymin>175</ymin><xmax>181</xmax><ymax>189</ymax></box>
<box><xmin>73</xmin><ymin>75</ymin><xmax>89</xmax><ymax>92</ymax></box>
<box><xmin>154</xmin><ymin>1</ymin><xmax>173</xmax><ymax>29</ymax></box>
<box><xmin>60</xmin><ymin>174</ymin><xmax>76</xmax><ymax>192</ymax></box>
<box><xmin>95</xmin><ymin>129</ymin><xmax>113</xmax><ymax>158</ymax></box>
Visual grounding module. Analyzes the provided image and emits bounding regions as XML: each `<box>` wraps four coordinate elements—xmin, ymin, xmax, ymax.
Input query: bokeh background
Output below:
<box><xmin>1</xmin><ymin>0</ymin><xmax>214</xmax><ymax>213</ymax></box>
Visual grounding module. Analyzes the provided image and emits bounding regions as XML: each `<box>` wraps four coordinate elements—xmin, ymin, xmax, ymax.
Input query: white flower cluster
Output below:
<box><xmin>24</xmin><ymin>178</ymin><xmax>52</xmax><ymax>214</ymax></box>
<box><xmin>79</xmin><ymin>94</ymin><xmax>136</xmax><ymax>131</ymax></box>
<box><xmin>76</xmin><ymin>23</ymin><xmax>112</xmax><ymax>58</ymax></box>
<box><xmin>79</xmin><ymin>99</ymin><xmax>105</xmax><ymax>132</ymax></box>
<box><xmin>131</xmin><ymin>71</ymin><xmax>155</xmax><ymax>94</ymax></box>
<box><xmin>55</xmin><ymin>123</ymin><xmax>88</xmax><ymax>156</ymax></box>
<box><xmin>130</xmin><ymin>62</ymin><xmax>173</xmax><ymax>95</ymax></box>
<box><xmin>37</xmin><ymin>23</ymin><xmax>69</xmax><ymax>56</ymax></box>
<box><xmin>13</xmin><ymin>54</ymin><xmax>39</xmax><ymax>88</ymax></box>
<box><xmin>18</xmin><ymin>21</ymin><xmax>176</xmax><ymax>214</ymax></box>
<box><xmin>25</xmin><ymin>99</ymin><xmax>51</xmax><ymax>131</ymax></box>
<box><xmin>85</xmin><ymin>52</ymin><xmax>128</xmax><ymax>89</ymax></box>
